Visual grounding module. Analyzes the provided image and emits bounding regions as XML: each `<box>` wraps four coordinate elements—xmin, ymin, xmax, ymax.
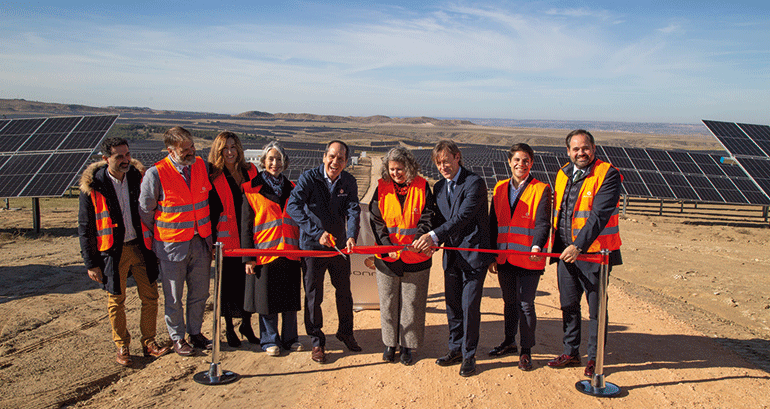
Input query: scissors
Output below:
<box><xmin>328</xmin><ymin>235</ymin><xmax>348</xmax><ymax>259</ymax></box>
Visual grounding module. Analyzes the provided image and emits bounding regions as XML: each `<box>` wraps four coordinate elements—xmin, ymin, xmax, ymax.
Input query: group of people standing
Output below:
<box><xmin>370</xmin><ymin>132</ymin><xmax>622</xmax><ymax>378</ymax></box>
<box><xmin>79</xmin><ymin>126</ymin><xmax>621</xmax><ymax>380</ymax></box>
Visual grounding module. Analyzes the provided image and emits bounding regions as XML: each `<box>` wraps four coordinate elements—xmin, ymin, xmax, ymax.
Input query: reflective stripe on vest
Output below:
<box><xmin>152</xmin><ymin>156</ymin><xmax>212</xmax><ymax>244</ymax></box>
<box><xmin>90</xmin><ymin>190</ymin><xmax>115</xmax><ymax>252</ymax></box>
<box><xmin>376</xmin><ymin>176</ymin><xmax>431</xmax><ymax>264</ymax></box>
<box><xmin>492</xmin><ymin>178</ymin><xmax>548</xmax><ymax>269</ymax></box>
<box><xmin>243</xmin><ymin>182</ymin><xmax>300</xmax><ymax>265</ymax></box>
<box><xmin>212</xmin><ymin>164</ymin><xmax>258</xmax><ymax>249</ymax></box>
<box><xmin>553</xmin><ymin>160</ymin><xmax>622</xmax><ymax>253</ymax></box>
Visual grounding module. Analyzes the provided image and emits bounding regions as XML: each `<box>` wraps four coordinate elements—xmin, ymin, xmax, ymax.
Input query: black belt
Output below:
<box><xmin>124</xmin><ymin>238</ymin><xmax>141</xmax><ymax>246</ymax></box>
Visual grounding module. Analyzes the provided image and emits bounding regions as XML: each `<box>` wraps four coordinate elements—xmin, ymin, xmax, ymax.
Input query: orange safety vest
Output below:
<box><xmin>243</xmin><ymin>182</ymin><xmax>300</xmax><ymax>265</ymax></box>
<box><xmin>493</xmin><ymin>178</ymin><xmax>548</xmax><ymax>270</ymax></box>
<box><xmin>553</xmin><ymin>160</ymin><xmax>622</xmax><ymax>253</ymax></box>
<box><xmin>212</xmin><ymin>164</ymin><xmax>258</xmax><ymax>250</ymax></box>
<box><xmin>90</xmin><ymin>190</ymin><xmax>116</xmax><ymax>252</ymax></box>
<box><xmin>145</xmin><ymin>157</ymin><xmax>212</xmax><ymax>248</ymax></box>
<box><xmin>376</xmin><ymin>177</ymin><xmax>431</xmax><ymax>264</ymax></box>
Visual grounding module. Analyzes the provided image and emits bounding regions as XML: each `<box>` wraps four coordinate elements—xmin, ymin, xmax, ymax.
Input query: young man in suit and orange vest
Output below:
<box><xmin>547</xmin><ymin>129</ymin><xmax>622</xmax><ymax>378</ymax></box>
<box><xmin>413</xmin><ymin>140</ymin><xmax>495</xmax><ymax>377</ymax></box>
<box><xmin>139</xmin><ymin>127</ymin><xmax>214</xmax><ymax>356</ymax></box>
<box><xmin>78</xmin><ymin>137</ymin><xmax>170</xmax><ymax>366</ymax></box>
<box><xmin>488</xmin><ymin>143</ymin><xmax>552</xmax><ymax>372</ymax></box>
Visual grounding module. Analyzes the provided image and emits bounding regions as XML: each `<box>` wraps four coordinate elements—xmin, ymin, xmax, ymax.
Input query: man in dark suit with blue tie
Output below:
<box><xmin>414</xmin><ymin>140</ymin><xmax>495</xmax><ymax>377</ymax></box>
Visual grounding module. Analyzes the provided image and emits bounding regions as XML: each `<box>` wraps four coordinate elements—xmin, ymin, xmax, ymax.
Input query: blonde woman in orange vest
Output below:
<box><xmin>369</xmin><ymin>146</ymin><xmax>434</xmax><ymax>366</ymax></box>
<box><xmin>241</xmin><ymin>142</ymin><xmax>303</xmax><ymax>357</ymax></box>
<box><xmin>208</xmin><ymin>132</ymin><xmax>259</xmax><ymax>347</ymax></box>
<box><xmin>488</xmin><ymin>143</ymin><xmax>552</xmax><ymax>371</ymax></box>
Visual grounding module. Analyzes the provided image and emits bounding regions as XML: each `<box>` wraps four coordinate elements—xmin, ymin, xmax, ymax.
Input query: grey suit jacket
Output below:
<box><xmin>138</xmin><ymin>156</ymin><xmax>213</xmax><ymax>262</ymax></box>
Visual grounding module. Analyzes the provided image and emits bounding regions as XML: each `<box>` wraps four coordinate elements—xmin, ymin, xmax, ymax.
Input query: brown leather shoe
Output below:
<box><xmin>173</xmin><ymin>339</ymin><xmax>194</xmax><ymax>356</ymax></box>
<box><xmin>116</xmin><ymin>346</ymin><xmax>133</xmax><ymax>367</ymax></box>
<box><xmin>518</xmin><ymin>354</ymin><xmax>533</xmax><ymax>371</ymax></box>
<box><xmin>584</xmin><ymin>359</ymin><xmax>596</xmax><ymax>377</ymax></box>
<box><xmin>143</xmin><ymin>341</ymin><xmax>171</xmax><ymax>358</ymax></box>
<box><xmin>311</xmin><ymin>346</ymin><xmax>327</xmax><ymax>363</ymax></box>
<box><xmin>547</xmin><ymin>354</ymin><xmax>581</xmax><ymax>368</ymax></box>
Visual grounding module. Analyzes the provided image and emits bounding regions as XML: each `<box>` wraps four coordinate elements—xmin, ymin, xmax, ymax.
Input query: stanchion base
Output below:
<box><xmin>575</xmin><ymin>380</ymin><xmax>621</xmax><ymax>397</ymax></box>
<box><xmin>193</xmin><ymin>370</ymin><xmax>239</xmax><ymax>385</ymax></box>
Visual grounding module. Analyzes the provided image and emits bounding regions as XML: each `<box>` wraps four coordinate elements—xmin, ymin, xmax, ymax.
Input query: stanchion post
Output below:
<box><xmin>576</xmin><ymin>249</ymin><xmax>620</xmax><ymax>397</ymax></box>
<box><xmin>194</xmin><ymin>242</ymin><xmax>239</xmax><ymax>385</ymax></box>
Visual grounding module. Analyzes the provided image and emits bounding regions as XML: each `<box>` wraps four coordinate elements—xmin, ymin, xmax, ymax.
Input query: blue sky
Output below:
<box><xmin>2</xmin><ymin>1</ymin><xmax>769</xmax><ymax>124</ymax></box>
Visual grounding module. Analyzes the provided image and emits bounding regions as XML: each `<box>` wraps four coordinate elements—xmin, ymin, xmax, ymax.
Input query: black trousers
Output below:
<box><xmin>444</xmin><ymin>263</ymin><xmax>487</xmax><ymax>359</ymax></box>
<box><xmin>302</xmin><ymin>255</ymin><xmax>354</xmax><ymax>347</ymax></box>
<box><xmin>497</xmin><ymin>267</ymin><xmax>540</xmax><ymax>350</ymax></box>
<box><xmin>557</xmin><ymin>260</ymin><xmax>610</xmax><ymax>360</ymax></box>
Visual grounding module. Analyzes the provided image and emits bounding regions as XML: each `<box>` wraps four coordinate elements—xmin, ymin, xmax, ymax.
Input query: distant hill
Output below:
<box><xmin>0</xmin><ymin>98</ymin><xmax>473</xmax><ymax>126</ymax></box>
<box><xmin>239</xmin><ymin>111</ymin><xmax>473</xmax><ymax>126</ymax></box>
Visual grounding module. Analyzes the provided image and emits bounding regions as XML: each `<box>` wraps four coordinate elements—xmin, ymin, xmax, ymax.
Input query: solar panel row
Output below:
<box><xmin>702</xmin><ymin>119</ymin><xmax>770</xmax><ymax>202</ymax></box>
<box><xmin>412</xmin><ymin>145</ymin><xmax>770</xmax><ymax>205</ymax></box>
<box><xmin>0</xmin><ymin>115</ymin><xmax>118</xmax><ymax>198</ymax></box>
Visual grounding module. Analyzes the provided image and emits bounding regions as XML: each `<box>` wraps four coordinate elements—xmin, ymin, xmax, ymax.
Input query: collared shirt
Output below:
<box><xmin>508</xmin><ymin>174</ymin><xmax>530</xmax><ymax>208</ymax></box>
<box><xmin>324</xmin><ymin>169</ymin><xmax>339</xmax><ymax>194</ymax></box>
<box><xmin>107</xmin><ymin>171</ymin><xmax>137</xmax><ymax>242</ymax></box>
<box><xmin>429</xmin><ymin>168</ymin><xmax>463</xmax><ymax>245</ymax></box>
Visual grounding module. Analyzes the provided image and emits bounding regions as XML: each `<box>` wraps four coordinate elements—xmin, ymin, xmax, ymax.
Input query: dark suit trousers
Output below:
<box><xmin>444</xmin><ymin>262</ymin><xmax>486</xmax><ymax>359</ymax></box>
<box><xmin>498</xmin><ymin>271</ymin><xmax>539</xmax><ymax>350</ymax></box>
<box><xmin>302</xmin><ymin>255</ymin><xmax>354</xmax><ymax>347</ymax></box>
<box><xmin>557</xmin><ymin>260</ymin><xmax>610</xmax><ymax>361</ymax></box>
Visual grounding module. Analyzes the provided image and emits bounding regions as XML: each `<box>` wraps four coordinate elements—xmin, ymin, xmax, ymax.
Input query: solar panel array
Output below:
<box><xmin>412</xmin><ymin>144</ymin><xmax>770</xmax><ymax>205</ymax></box>
<box><xmin>703</xmin><ymin>120</ymin><xmax>770</xmax><ymax>202</ymax></box>
<box><xmin>0</xmin><ymin>115</ymin><xmax>118</xmax><ymax>197</ymax></box>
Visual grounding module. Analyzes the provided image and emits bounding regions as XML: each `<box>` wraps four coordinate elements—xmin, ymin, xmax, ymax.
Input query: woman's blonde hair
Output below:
<box><xmin>208</xmin><ymin>131</ymin><xmax>248</xmax><ymax>180</ymax></box>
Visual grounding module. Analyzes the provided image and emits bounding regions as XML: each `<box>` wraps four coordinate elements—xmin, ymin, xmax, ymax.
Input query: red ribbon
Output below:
<box><xmin>224</xmin><ymin>245</ymin><xmax>607</xmax><ymax>265</ymax></box>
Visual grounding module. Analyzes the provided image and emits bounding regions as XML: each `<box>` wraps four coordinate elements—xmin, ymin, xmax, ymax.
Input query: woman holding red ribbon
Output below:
<box><xmin>241</xmin><ymin>142</ymin><xmax>303</xmax><ymax>356</ymax></box>
<box><xmin>369</xmin><ymin>146</ymin><xmax>434</xmax><ymax>365</ymax></box>
<box><xmin>208</xmin><ymin>132</ymin><xmax>260</xmax><ymax>347</ymax></box>
<box><xmin>488</xmin><ymin>143</ymin><xmax>552</xmax><ymax>371</ymax></box>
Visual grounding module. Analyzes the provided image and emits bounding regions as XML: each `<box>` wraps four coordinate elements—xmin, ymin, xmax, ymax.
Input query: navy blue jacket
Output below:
<box><xmin>286</xmin><ymin>165</ymin><xmax>360</xmax><ymax>250</ymax></box>
<box><xmin>432</xmin><ymin>166</ymin><xmax>495</xmax><ymax>271</ymax></box>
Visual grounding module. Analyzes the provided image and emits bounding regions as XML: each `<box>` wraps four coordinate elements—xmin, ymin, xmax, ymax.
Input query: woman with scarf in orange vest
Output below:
<box><xmin>241</xmin><ymin>141</ymin><xmax>303</xmax><ymax>357</ymax></box>
<box><xmin>488</xmin><ymin>143</ymin><xmax>552</xmax><ymax>371</ymax></box>
<box><xmin>368</xmin><ymin>147</ymin><xmax>434</xmax><ymax>366</ymax></box>
<box><xmin>208</xmin><ymin>132</ymin><xmax>259</xmax><ymax>347</ymax></box>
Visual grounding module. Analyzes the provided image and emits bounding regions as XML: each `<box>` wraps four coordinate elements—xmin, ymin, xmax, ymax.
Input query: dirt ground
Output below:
<box><xmin>1</xmin><ymin>163</ymin><xmax>770</xmax><ymax>408</ymax></box>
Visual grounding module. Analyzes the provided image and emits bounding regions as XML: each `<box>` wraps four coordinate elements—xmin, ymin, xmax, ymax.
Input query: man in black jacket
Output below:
<box><xmin>286</xmin><ymin>140</ymin><xmax>361</xmax><ymax>364</ymax></box>
<box><xmin>78</xmin><ymin>137</ymin><xmax>169</xmax><ymax>366</ymax></box>
<box><xmin>547</xmin><ymin>130</ymin><xmax>622</xmax><ymax>378</ymax></box>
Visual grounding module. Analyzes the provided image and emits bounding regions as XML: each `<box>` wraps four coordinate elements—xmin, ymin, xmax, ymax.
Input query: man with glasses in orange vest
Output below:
<box><xmin>79</xmin><ymin>137</ymin><xmax>170</xmax><ymax>366</ymax></box>
<box><xmin>139</xmin><ymin>127</ymin><xmax>214</xmax><ymax>356</ymax></box>
<box><xmin>547</xmin><ymin>129</ymin><xmax>622</xmax><ymax>378</ymax></box>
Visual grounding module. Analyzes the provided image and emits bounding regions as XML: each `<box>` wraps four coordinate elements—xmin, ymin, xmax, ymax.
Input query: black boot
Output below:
<box><xmin>224</xmin><ymin>314</ymin><xmax>240</xmax><ymax>347</ymax></box>
<box><xmin>239</xmin><ymin>313</ymin><xmax>260</xmax><ymax>344</ymax></box>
